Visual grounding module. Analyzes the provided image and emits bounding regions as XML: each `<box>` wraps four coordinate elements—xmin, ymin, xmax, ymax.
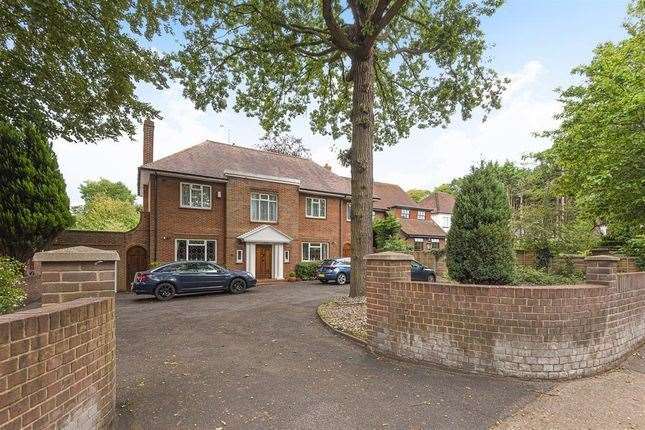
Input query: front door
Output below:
<box><xmin>255</xmin><ymin>245</ymin><xmax>272</xmax><ymax>279</ymax></box>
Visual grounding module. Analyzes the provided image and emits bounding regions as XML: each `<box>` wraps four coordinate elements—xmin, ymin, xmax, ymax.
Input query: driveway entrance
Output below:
<box><xmin>116</xmin><ymin>282</ymin><xmax>548</xmax><ymax>429</ymax></box>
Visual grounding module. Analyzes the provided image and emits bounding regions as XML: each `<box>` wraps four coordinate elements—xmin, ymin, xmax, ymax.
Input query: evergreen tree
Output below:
<box><xmin>446</xmin><ymin>162</ymin><xmax>515</xmax><ymax>284</ymax></box>
<box><xmin>0</xmin><ymin>122</ymin><xmax>73</xmax><ymax>262</ymax></box>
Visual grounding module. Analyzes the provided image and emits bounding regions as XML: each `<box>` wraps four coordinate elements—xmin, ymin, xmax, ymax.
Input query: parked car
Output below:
<box><xmin>317</xmin><ymin>258</ymin><xmax>351</xmax><ymax>285</ymax></box>
<box><xmin>131</xmin><ymin>261</ymin><xmax>257</xmax><ymax>301</ymax></box>
<box><xmin>317</xmin><ymin>258</ymin><xmax>436</xmax><ymax>284</ymax></box>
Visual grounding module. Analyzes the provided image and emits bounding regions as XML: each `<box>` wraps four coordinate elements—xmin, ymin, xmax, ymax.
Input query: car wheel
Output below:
<box><xmin>154</xmin><ymin>283</ymin><xmax>176</xmax><ymax>301</ymax></box>
<box><xmin>229</xmin><ymin>278</ymin><xmax>247</xmax><ymax>294</ymax></box>
<box><xmin>320</xmin><ymin>279</ymin><xmax>328</xmax><ymax>284</ymax></box>
<box><xmin>336</xmin><ymin>273</ymin><xmax>347</xmax><ymax>285</ymax></box>
<box><xmin>427</xmin><ymin>274</ymin><xmax>436</xmax><ymax>283</ymax></box>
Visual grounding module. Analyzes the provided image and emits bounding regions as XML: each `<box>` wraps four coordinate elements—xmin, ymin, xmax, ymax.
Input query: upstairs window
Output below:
<box><xmin>175</xmin><ymin>239</ymin><xmax>216</xmax><ymax>261</ymax></box>
<box><xmin>306</xmin><ymin>197</ymin><xmax>326</xmax><ymax>219</ymax></box>
<box><xmin>251</xmin><ymin>192</ymin><xmax>277</xmax><ymax>222</ymax></box>
<box><xmin>417</xmin><ymin>210</ymin><xmax>425</xmax><ymax>220</ymax></box>
<box><xmin>180</xmin><ymin>183</ymin><xmax>211</xmax><ymax>209</ymax></box>
<box><xmin>440</xmin><ymin>215</ymin><xmax>451</xmax><ymax>230</ymax></box>
<box><xmin>401</xmin><ymin>209</ymin><xmax>410</xmax><ymax>219</ymax></box>
<box><xmin>302</xmin><ymin>242</ymin><xmax>328</xmax><ymax>261</ymax></box>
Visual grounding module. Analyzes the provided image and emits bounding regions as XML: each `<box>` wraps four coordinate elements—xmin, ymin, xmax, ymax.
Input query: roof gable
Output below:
<box><xmin>419</xmin><ymin>192</ymin><xmax>455</xmax><ymax>213</ymax></box>
<box><xmin>373</xmin><ymin>182</ymin><xmax>420</xmax><ymax>210</ymax></box>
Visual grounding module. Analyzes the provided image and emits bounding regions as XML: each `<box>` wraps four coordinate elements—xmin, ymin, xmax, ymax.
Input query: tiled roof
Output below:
<box><xmin>399</xmin><ymin>218</ymin><xmax>446</xmax><ymax>238</ymax></box>
<box><xmin>419</xmin><ymin>192</ymin><xmax>456</xmax><ymax>214</ymax></box>
<box><xmin>141</xmin><ymin>140</ymin><xmax>351</xmax><ymax>195</ymax></box>
<box><xmin>373</xmin><ymin>182</ymin><xmax>421</xmax><ymax>210</ymax></box>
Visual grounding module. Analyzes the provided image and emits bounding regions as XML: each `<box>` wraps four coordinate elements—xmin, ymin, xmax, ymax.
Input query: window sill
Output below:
<box><xmin>250</xmin><ymin>220</ymin><xmax>278</xmax><ymax>224</ymax></box>
<box><xmin>179</xmin><ymin>205</ymin><xmax>212</xmax><ymax>211</ymax></box>
<box><xmin>305</xmin><ymin>215</ymin><xmax>327</xmax><ymax>220</ymax></box>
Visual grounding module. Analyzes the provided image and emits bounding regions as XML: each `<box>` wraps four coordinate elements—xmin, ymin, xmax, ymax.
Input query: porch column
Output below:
<box><xmin>245</xmin><ymin>243</ymin><xmax>256</xmax><ymax>277</ymax></box>
<box><xmin>272</xmin><ymin>243</ymin><xmax>284</xmax><ymax>279</ymax></box>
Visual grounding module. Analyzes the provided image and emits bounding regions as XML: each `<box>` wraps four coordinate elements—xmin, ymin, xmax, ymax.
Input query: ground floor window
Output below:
<box><xmin>236</xmin><ymin>249</ymin><xmax>243</xmax><ymax>263</ymax></box>
<box><xmin>414</xmin><ymin>238</ymin><xmax>424</xmax><ymax>251</ymax></box>
<box><xmin>301</xmin><ymin>242</ymin><xmax>328</xmax><ymax>261</ymax></box>
<box><xmin>428</xmin><ymin>238</ymin><xmax>440</xmax><ymax>250</ymax></box>
<box><xmin>175</xmin><ymin>239</ymin><xmax>216</xmax><ymax>262</ymax></box>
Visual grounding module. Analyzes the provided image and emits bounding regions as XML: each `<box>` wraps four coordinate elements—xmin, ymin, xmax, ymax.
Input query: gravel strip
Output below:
<box><xmin>317</xmin><ymin>296</ymin><xmax>367</xmax><ymax>341</ymax></box>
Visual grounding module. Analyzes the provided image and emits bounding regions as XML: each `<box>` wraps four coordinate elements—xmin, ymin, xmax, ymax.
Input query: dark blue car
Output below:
<box><xmin>317</xmin><ymin>258</ymin><xmax>436</xmax><ymax>284</ymax></box>
<box><xmin>131</xmin><ymin>261</ymin><xmax>257</xmax><ymax>301</ymax></box>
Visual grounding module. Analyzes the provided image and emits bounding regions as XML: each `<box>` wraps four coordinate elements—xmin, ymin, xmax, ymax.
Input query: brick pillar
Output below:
<box><xmin>364</xmin><ymin>252</ymin><xmax>413</xmax><ymax>348</ymax></box>
<box><xmin>585</xmin><ymin>255</ymin><xmax>619</xmax><ymax>286</ymax></box>
<box><xmin>33</xmin><ymin>246</ymin><xmax>120</xmax><ymax>305</ymax></box>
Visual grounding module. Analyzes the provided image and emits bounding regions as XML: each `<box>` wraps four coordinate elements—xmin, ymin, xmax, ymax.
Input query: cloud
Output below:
<box><xmin>54</xmin><ymin>60</ymin><xmax>560</xmax><ymax>205</ymax></box>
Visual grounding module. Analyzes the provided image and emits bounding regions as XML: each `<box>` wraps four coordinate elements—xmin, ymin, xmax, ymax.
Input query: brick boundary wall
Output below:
<box><xmin>33</xmin><ymin>247</ymin><xmax>119</xmax><ymax>305</ymax></box>
<box><xmin>0</xmin><ymin>297</ymin><xmax>116</xmax><ymax>429</ymax></box>
<box><xmin>365</xmin><ymin>252</ymin><xmax>645</xmax><ymax>380</ymax></box>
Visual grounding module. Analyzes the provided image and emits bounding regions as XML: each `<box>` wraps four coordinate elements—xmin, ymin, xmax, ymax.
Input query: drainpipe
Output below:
<box><xmin>154</xmin><ymin>173</ymin><xmax>159</xmax><ymax>260</ymax></box>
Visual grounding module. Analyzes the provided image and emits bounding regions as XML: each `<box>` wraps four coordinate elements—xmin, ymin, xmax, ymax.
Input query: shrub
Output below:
<box><xmin>622</xmin><ymin>235</ymin><xmax>645</xmax><ymax>270</ymax></box>
<box><xmin>0</xmin><ymin>257</ymin><xmax>27</xmax><ymax>314</ymax></box>
<box><xmin>379</xmin><ymin>237</ymin><xmax>412</xmax><ymax>253</ymax></box>
<box><xmin>295</xmin><ymin>261</ymin><xmax>320</xmax><ymax>280</ymax></box>
<box><xmin>446</xmin><ymin>162</ymin><xmax>515</xmax><ymax>284</ymax></box>
<box><xmin>513</xmin><ymin>265</ymin><xmax>583</xmax><ymax>285</ymax></box>
<box><xmin>0</xmin><ymin>122</ymin><xmax>73</xmax><ymax>262</ymax></box>
<box><xmin>373</xmin><ymin>214</ymin><xmax>402</xmax><ymax>249</ymax></box>
<box><xmin>287</xmin><ymin>271</ymin><xmax>296</xmax><ymax>278</ymax></box>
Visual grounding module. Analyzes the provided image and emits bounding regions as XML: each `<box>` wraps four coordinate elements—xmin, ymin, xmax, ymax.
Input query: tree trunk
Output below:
<box><xmin>349</xmin><ymin>54</ymin><xmax>374</xmax><ymax>298</ymax></box>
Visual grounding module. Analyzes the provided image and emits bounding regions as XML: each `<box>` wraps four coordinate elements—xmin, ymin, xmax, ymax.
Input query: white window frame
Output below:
<box><xmin>250</xmin><ymin>192</ymin><xmax>278</xmax><ymax>222</ymax></box>
<box><xmin>441</xmin><ymin>215</ymin><xmax>451</xmax><ymax>229</ymax></box>
<box><xmin>346</xmin><ymin>203</ymin><xmax>351</xmax><ymax>222</ymax></box>
<box><xmin>236</xmin><ymin>249</ymin><xmax>243</xmax><ymax>263</ymax></box>
<box><xmin>417</xmin><ymin>210</ymin><xmax>425</xmax><ymax>220</ymax></box>
<box><xmin>301</xmin><ymin>242</ymin><xmax>329</xmax><ymax>261</ymax></box>
<box><xmin>401</xmin><ymin>208</ymin><xmax>410</xmax><ymax>219</ymax></box>
<box><xmin>180</xmin><ymin>182</ymin><xmax>212</xmax><ymax>209</ymax></box>
<box><xmin>305</xmin><ymin>197</ymin><xmax>327</xmax><ymax>219</ymax></box>
<box><xmin>428</xmin><ymin>238</ymin><xmax>440</xmax><ymax>250</ymax></box>
<box><xmin>175</xmin><ymin>239</ymin><xmax>217</xmax><ymax>262</ymax></box>
<box><xmin>284</xmin><ymin>250</ymin><xmax>290</xmax><ymax>263</ymax></box>
<box><xmin>414</xmin><ymin>237</ymin><xmax>424</xmax><ymax>251</ymax></box>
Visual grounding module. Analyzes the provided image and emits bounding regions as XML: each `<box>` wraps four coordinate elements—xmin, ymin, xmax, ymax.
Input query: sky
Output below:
<box><xmin>53</xmin><ymin>0</ymin><xmax>631</xmax><ymax>205</ymax></box>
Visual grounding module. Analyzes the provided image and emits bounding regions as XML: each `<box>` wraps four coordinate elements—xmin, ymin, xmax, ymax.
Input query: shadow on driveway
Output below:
<box><xmin>115</xmin><ymin>282</ymin><xmax>549</xmax><ymax>429</ymax></box>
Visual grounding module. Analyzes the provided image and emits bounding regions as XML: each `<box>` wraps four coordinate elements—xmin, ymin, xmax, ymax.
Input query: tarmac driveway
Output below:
<box><xmin>115</xmin><ymin>281</ymin><xmax>550</xmax><ymax>429</ymax></box>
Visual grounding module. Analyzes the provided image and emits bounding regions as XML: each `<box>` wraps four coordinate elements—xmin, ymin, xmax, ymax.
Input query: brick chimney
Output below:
<box><xmin>143</xmin><ymin>119</ymin><xmax>154</xmax><ymax>164</ymax></box>
<box><xmin>323</xmin><ymin>163</ymin><xmax>332</xmax><ymax>171</ymax></box>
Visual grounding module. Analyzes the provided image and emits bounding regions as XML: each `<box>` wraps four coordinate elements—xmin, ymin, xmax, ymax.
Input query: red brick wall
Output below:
<box><xmin>298</xmin><ymin>194</ymin><xmax>349</xmax><ymax>260</ymax></box>
<box><xmin>0</xmin><ymin>298</ymin><xmax>116</xmax><ymax>429</ymax></box>
<box><xmin>150</xmin><ymin>176</ymin><xmax>226</xmax><ymax>265</ymax></box>
<box><xmin>366</xmin><ymin>253</ymin><xmax>645</xmax><ymax>380</ymax></box>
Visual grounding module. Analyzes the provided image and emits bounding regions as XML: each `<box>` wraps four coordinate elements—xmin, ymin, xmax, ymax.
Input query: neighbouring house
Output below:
<box><xmin>418</xmin><ymin>191</ymin><xmax>455</xmax><ymax>233</ymax></box>
<box><xmin>372</xmin><ymin>182</ymin><xmax>447</xmax><ymax>251</ymax></box>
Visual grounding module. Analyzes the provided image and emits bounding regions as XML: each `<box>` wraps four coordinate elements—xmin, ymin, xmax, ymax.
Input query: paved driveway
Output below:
<box><xmin>115</xmin><ymin>282</ymin><xmax>549</xmax><ymax>429</ymax></box>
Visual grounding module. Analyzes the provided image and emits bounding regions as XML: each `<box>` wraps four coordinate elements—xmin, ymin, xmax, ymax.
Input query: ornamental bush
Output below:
<box><xmin>0</xmin><ymin>257</ymin><xmax>26</xmax><ymax>314</ymax></box>
<box><xmin>295</xmin><ymin>261</ymin><xmax>320</xmax><ymax>280</ymax></box>
<box><xmin>0</xmin><ymin>122</ymin><xmax>73</xmax><ymax>262</ymax></box>
<box><xmin>446</xmin><ymin>162</ymin><xmax>515</xmax><ymax>284</ymax></box>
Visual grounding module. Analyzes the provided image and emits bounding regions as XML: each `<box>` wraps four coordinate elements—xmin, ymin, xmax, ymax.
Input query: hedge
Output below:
<box><xmin>0</xmin><ymin>257</ymin><xmax>26</xmax><ymax>314</ymax></box>
<box><xmin>295</xmin><ymin>261</ymin><xmax>320</xmax><ymax>280</ymax></box>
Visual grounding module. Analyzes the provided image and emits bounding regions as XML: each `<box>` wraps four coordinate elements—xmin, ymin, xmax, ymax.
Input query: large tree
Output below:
<box><xmin>79</xmin><ymin>178</ymin><xmax>136</xmax><ymax>205</ymax></box>
<box><xmin>172</xmin><ymin>0</ymin><xmax>506</xmax><ymax>296</ymax></box>
<box><xmin>0</xmin><ymin>0</ymin><xmax>169</xmax><ymax>142</ymax></box>
<box><xmin>0</xmin><ymin>122</ymin><xmax>73</xmax><ymax>262</ymax></box>
<box><xmin>541</xmin><ymin>1</ymin><xmax>645</xmax><ymax>237</ymax></box>
<box><xmin>257</xmin><ymin>135</ymin><xmax>311</xmax><ymax>158</ymax></box>
<box><xmin>75</xmin><ymin>179</ymin><xmax>140</xmax><ymax>231</ymax></box>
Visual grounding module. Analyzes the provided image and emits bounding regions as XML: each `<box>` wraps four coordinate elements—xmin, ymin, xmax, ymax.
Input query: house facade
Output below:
<box><xmin>52</xmin><ymin>120</ymin><xmax>450</xmax><ymax>290</ymax></box>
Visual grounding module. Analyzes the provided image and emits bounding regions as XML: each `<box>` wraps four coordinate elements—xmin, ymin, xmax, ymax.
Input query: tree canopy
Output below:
<box><xmin>541</xmin><ymin>1</ymin><xmax>645</xmax><ymax>238</ymax></box>
<box><xmin>0</xmin><ymin>0</ymin><xmax>169</xmax><ymax>143</ymax></box>
<box><xmin>79</xmin><ymin>178</ymin><xmax>136</xmax><ymax>205</ymax></box>
<box><xmin>407</xmin><ymin>189</ymin><xmax>431</xmax><ymax>202</ymax></box>
<box><xmin>0</xmin><ymin>122</ymin><xmax>73</xmax><ymax>262</ymax></box>
<box><xmin>171</xmin><ymin>0</ymin><xmax>506</xmax><ymax>296</ymax></box>
<box><xmin>74</xmin><ymin>179</ymin><xmax>140</xmax><ymax>231</ymax></box>
<box><xmin>257</xmin><ymin>135</ymin><xmax>311</xmax><ymax>158</ymax></box>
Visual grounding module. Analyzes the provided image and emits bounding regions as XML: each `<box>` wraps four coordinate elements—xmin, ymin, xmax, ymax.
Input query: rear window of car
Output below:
<box><xmin>153</xmin><ymin>263</ymin><xmax>180</xmax><ymax>273</ymax></box>
<box><xmin>321</xmin><ymin>259</ymin><xmax>336</xmax><ymax>266</ymax></box>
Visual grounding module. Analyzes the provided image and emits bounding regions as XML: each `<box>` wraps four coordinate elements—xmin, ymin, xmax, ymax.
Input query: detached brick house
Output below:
<box><xmin>53</xmin><ymin>120</ymin><xmax>450</xmax><ymax>290</ymax></box>
<box><xmin>372</xmin><ymin>182</ymin><xmax>448</xmax><ymax>251</ymax></box>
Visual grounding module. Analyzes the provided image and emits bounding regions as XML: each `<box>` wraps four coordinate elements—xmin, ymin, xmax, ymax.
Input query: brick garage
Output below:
<box><xmin>0</xmin><ymin>298</ymin><xmax>116</xmax><ymax>429</ymax></box>
<box><xmin>365</xmin><ymin>252</ymin><xmax>645</xmax><ymax>380</ymax></box>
